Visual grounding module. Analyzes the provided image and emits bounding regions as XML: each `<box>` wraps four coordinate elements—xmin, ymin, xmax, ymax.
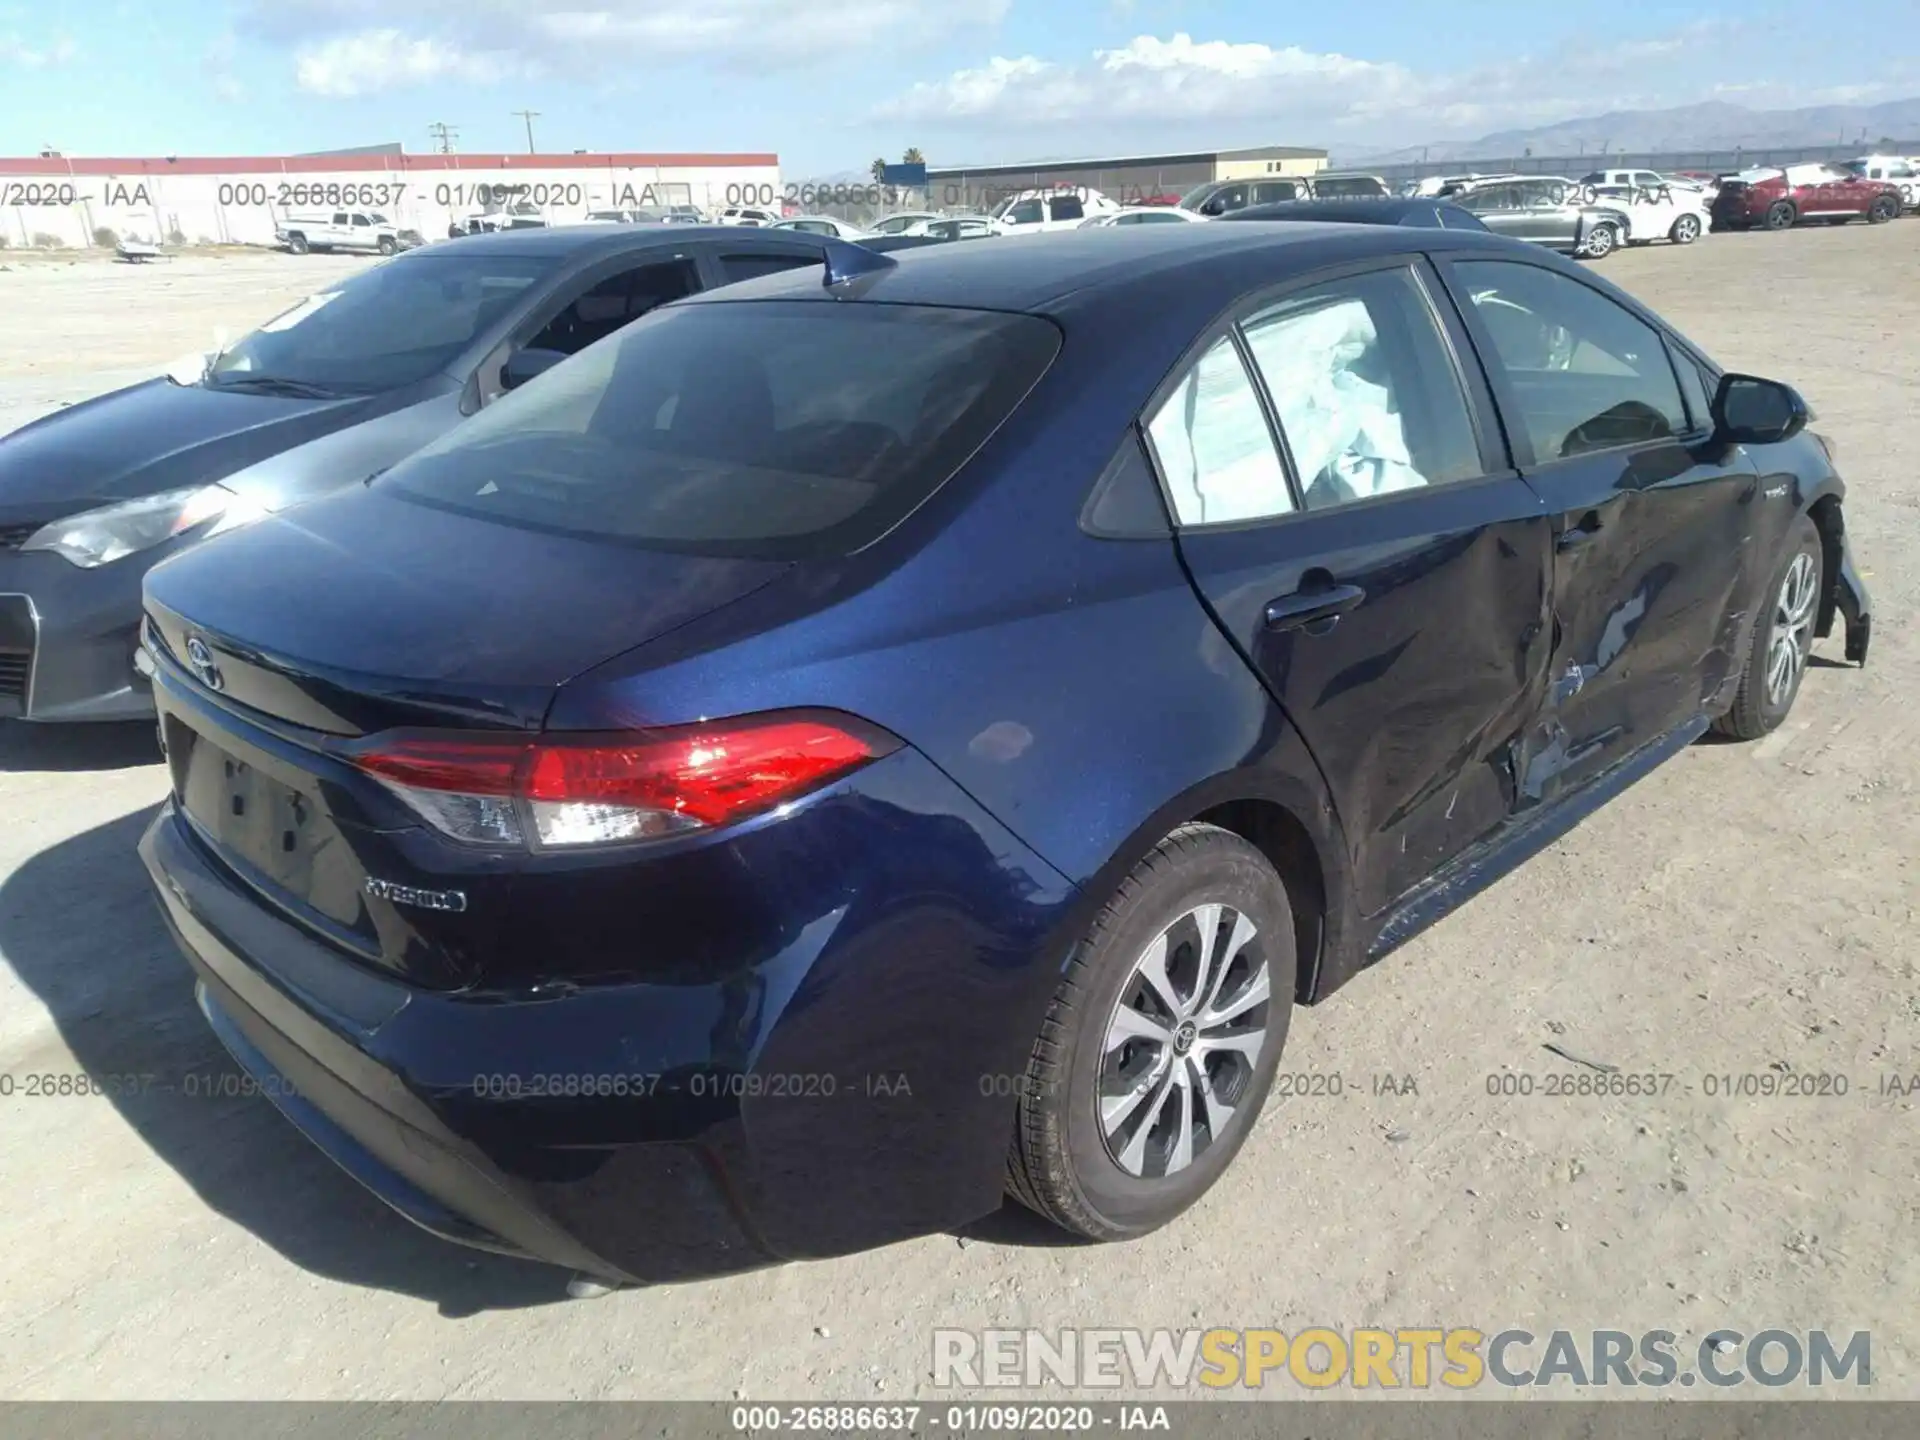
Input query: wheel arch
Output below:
<box><xmin>1057</xmin><ymin>755</ymin><xmax>1357</xmax><ymax>1012</ymax></box>
<box><xmin>1192</xmin><ymin>797</ymin><xmax>1329</xmax><ymax>1004</ymax></box>
<box><xmin>1805</xmin><ymin>490</ymin><xmax>1846</xmax><ymax>638</ymax></box>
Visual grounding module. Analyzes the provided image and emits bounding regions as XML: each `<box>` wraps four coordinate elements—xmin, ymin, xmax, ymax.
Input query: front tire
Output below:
<box><xmin>1764</xmin><ymin>200</ymin><xmax>1797</xmax><ymax>231</ymax></box>
<box><xmin>1868</xmin><ymin>196</ymin><xmax>1899</xmax><ymax>224</ymax></box>
<box><xmin>285</xmin><ymin>233</ymin><xmax>309</xmax><ymax>255</ymax></box>
<box><xmin>1714</xmin><ymin>515</ymin><xmax>1824</xmax><ymax>740</ymax></box>
<box><xmin>1007</xmin><ymin>824</ymin><xmax>1296</xmax><ymax>1241</ymax></box>
<box><xmin>1670</xmin><ymin>213</ymin><xmax>1702</xmax><ymax>244</ymax></box>
<box><xmin>1582</xmin><ymin>222</ymin><xmax>1618</xmax><ymax>258</ymax></box>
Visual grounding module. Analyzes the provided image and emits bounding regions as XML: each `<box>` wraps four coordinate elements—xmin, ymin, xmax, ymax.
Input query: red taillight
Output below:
<box><xmin>351</xmin><ymin>713</ymin><xmax>894</xmax><ymax>849</ymax></box>
<box><xmin>358</xmin><ymin>739</ymin><xmax>524</xmax><ymax>796</ymax></box>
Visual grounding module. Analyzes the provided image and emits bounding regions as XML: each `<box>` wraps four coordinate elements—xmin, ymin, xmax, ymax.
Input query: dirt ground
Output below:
<box><xmin>0</xmin><ymin>231</ymin><xmax>1915</xmax><ymax>1401</ymax></box>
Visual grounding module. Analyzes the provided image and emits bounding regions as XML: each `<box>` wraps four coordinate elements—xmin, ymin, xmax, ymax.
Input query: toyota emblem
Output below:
<box><xmin>184</xmin><ymin>636</ymin><xmax>223</xmax><ymax>691</ymax></box>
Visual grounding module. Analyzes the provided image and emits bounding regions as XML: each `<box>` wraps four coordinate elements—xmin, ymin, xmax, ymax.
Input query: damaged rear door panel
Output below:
<box><xmin>1161</xmin><ymin>258</ymin><xmax>1557</xmax><ymax>919</ymax></box>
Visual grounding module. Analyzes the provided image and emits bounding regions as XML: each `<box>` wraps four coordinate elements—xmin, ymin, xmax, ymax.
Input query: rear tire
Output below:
<box><xmin>1581</xmin><ymin>222</ymin><xmax>1618</xmax><ymax>258</ymax></box>
<box><xmin>1713</xmin><ymin>515</ymin><xmax>1824</xmax><ymax>740</ymax></box>
<box><xmin>1868</xmin><ymin>196</ymin><xmax>1899</xmax><ymax>224</ymax></box>
<box><xmin>377</xmin><ymin>235</ymin><xmax>398</xmax><ymax>255</ymax></box>
<box><xmin>1670</xmin><ymin>213</ymin><xmax>1702</xmax><ymax>244</ymax></box>
<box><xmin>1006</xmin><ymin>824</ymin><xmax>1296</xmax><ymax>1241</ymax></box>
<box><xmin>1764</xmin><ymin>200</ymin><xmax>1797</xmax><ymax>231</ymax></box>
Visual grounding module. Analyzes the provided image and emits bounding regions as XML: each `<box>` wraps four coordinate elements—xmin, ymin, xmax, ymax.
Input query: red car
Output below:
<box><xmin>1711</xmin><ymin>162</ymin><xmax>1903</xmax><ymax>230</ymax></box>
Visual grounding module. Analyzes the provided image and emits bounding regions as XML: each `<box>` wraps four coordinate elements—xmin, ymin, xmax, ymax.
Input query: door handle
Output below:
<box><xmin>1264</xmin><ymin>583</ymin><xmax>1366</xmax><ymax>634</ymax></box>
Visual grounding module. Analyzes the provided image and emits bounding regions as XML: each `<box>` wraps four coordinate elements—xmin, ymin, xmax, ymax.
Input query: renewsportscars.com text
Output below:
<box><xmin>933</xmin><ymin>1327</ymin><xmax>1871</xmax><ymax>1390</ymax></box>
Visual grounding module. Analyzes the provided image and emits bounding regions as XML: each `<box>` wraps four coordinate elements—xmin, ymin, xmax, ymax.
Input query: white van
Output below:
<box><xmin>990</xmin><ymin>189</ymin><xmax>1120</xmax><ymax>233</ymax></box>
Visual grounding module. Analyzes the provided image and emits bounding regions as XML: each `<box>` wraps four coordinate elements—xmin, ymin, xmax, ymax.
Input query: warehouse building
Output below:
<box><xmin>924</xmin><ymin>145</ymin><xmax>1329</xmax><ymax>210</ymax></box>
<box><xmin>0</xmin><ymin>150</ymin><xmax>780</xmax><ymax>249</ymax></box>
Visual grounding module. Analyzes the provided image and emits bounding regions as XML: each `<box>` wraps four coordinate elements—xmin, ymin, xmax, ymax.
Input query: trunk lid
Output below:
<box><xmin>144</xmin><ymin>484</ymin><xmax>789</xmax><ymax>990</ymax></box>
<box><xmin>143</xmin><ymin>485</ymin><xmax>788</xmax><ymax>733</ymax></box>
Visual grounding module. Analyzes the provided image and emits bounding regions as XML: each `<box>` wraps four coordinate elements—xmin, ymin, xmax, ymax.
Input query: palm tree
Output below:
<box><xmin>870</xmin><ymin>157</ymin><xmax>888</xmax><ymax>182</ymax></box>
<box><xmin>902</xmin><ymin>147</ymin><xmax>925</xmax><ymax>165</ymax></box>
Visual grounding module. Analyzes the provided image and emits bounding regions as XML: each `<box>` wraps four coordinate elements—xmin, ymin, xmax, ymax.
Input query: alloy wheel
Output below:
<box><xmin>1586</xmin><ymin>225</ymin><xmax>1615</xmax><ymax>257</ymax></box>
<box><xmin>1098</xmin><ymin>903</ymin><xmax>1271</xmax><ymax>1179</ymax></box>
<box><xmin>1766</xmin><ymin>552</ymin><xmax>1819</xmax><ymax>708</ymax></box>
<box><xmin>1674</xmin><ymin>215</ymin><xmax>1700</xmax><ymax>243</ymax></box>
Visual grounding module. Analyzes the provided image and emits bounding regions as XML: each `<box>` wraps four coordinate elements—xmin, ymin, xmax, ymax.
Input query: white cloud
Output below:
<box><xmin>250</xmin><ymin>0</ymin><xmax>1009</xmax><ymax>95</ymax></box>
<box><xmin>871</xmin><ymin>27</ymin><xmax>1750</xmax><ymax>139</ymax></box>
<box><xmin>0</xmin><ymin>31</ymin><xmax>74</xmax><ymax>67</ymax></box>
<box><xmin>294</xmin><ymin>29</ymin><xmax>516</xmax><ymax>97</ymax></box>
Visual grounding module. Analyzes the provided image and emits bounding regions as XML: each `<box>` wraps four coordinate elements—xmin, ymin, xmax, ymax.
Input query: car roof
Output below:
<box><xmin>405</xmin><ymin>224</ymin><xmax>821</xmax><ymax>259</ymax></box>
<box><xmin>1226</xmin><ymin>198</ymin><xmax>1484</xmax><ymax>228</ymax></box>
<box><xmin>681</xmin><ymin>223</ymin><xmax>1516</xmax><ymax>320</ymax></box>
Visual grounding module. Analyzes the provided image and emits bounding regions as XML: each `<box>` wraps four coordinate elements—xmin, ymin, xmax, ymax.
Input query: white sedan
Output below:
<box><xmin>1590</xmin><ymin>183</ymin><xmax>1711</xmax><ymax>246</ymax></box>
<box><xmin>1079</xmin><ymin>206</ymin><xmax>1211</xmax><ymax>228</ymax></box>
<box><xmin>868</xmin><ymin>211</ymin><xmax>945</xmax><ymax>235</ymax></box>
<box><xmin>768</xmin><ymin>216</ymin><xmax>877</xmax><ymax>240</ymax></box>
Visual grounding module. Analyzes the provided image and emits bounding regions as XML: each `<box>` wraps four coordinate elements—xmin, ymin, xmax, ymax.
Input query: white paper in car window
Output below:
<box><xmin>1243</xmin><ymin>296</ymin><xmax>1427</xmax><ymax>507</ymax></box>
<box><xmin>1147</xmin><ymin>339</ymin><xmax>1291</xmax><ymax>525</ymax></box>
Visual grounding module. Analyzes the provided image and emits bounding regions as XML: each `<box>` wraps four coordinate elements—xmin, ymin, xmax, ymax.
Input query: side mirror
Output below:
<box><xmin>1712</xmin><ymin>373</ymin><xmax>1809</xmax><ymax>446</ymax></box>
<box><xmin>501</xmin><ymin>346</ymin><xmax>567</xmax><ymax>392</ymax></box>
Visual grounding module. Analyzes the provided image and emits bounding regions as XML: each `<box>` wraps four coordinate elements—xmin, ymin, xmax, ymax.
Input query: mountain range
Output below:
<box><xmin>1341</xmin><ymin>97</ymin><xmax>1920</xmax><ymax>165</ymax></box>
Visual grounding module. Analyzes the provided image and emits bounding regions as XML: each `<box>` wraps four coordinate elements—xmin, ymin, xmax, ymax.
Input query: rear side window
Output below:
<box><xmin>720</xmin><ymin>252</ymin><xmax>818</xmax><ymax>282</ymax></box>
<box><xmin>1454</xmin><ymin>260</ymin><xmax>1687</xmax><ymax>462</ymax></box>
<box><xmin>1144</xmin><ymin>337</ymin><xmax>1292</xmax><ymax>525</ymax></box>
<box><xmin>378</xmin><ymin>301</ymin><xmax>1061</xmax><ymax>559</ymax></box>
<box><xmin>1049</xmin><ymin>195</ymin><xmax>1085</xmax><ymax>221</ymax></box>
<box><xmin>1240</xmin><ymin>267</ymin><xmax>1483</xmax><ymax>512</ymax></box>
<box><xmin>1315</xmin><ymin>177</ymin><xmax>1385</xmax><ymax>198</ymax></box>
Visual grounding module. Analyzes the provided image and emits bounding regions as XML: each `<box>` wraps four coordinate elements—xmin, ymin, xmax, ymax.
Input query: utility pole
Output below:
<box><xmin>427</xmin><ymin>122</ymin><xmax>459</xmax><ymax>154</ymax></box>
<box><xmin>512</xmin><ymin>110</ymin><xmax>541</xmax><ymax>154</ymax></box>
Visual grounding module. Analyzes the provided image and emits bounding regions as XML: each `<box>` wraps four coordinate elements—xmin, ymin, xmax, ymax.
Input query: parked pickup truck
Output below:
<box><xmin>275</xmin><ymin>211</ymin><xmax>424</xmax><ymax>256</ymax></box>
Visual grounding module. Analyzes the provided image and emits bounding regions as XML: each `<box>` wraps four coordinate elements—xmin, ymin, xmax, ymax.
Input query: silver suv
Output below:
<box><xmin>1448</xmin><ymin>177</ymin><xmax>1633</xmax><ymax>259</ymax></box>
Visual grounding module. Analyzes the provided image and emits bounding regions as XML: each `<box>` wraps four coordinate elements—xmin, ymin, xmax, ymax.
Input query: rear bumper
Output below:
<box><xmin>140</xmin><ymin>736</ymin><xmax>1078</xmax><ymax>1281</ymax></box>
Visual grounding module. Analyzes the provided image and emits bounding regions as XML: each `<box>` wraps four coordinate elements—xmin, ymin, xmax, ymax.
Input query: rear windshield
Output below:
<box><xmin>377</xmin><ymin>300</ymin><xmax>1062</xmax><ymax>559</ymax></box>
<box><xmin>1314</xmin><ymin>177</ymin><xmax>1386</xmax><ymax>198</ymax></box>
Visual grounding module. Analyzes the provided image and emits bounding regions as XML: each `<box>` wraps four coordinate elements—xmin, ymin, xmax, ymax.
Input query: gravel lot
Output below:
<box><xmin>1</xmin><ymin>232</ymin><xmax>1915</xmax><ymax>1401</ymax></box>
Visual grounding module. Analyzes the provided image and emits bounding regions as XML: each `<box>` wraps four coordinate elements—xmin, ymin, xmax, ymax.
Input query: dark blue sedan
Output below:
<box><xmin>136</xmin><ymin>223</ymin><xmax>1870</xmax><ymax>1285</ymax></box>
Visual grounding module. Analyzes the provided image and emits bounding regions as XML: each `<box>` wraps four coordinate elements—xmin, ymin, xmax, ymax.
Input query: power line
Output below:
<box><xmin>512</xmin><ymin>110</ymin><xmax>541</xmax><ymax>154</ymax></box>
<box><xmin>427</xmin><ymin>122</ymin><xmax>460</xmax><ymax>155</ymax></box>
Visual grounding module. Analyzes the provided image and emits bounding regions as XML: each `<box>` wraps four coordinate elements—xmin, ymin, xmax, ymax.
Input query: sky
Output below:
<box><xmin>1</xmin><ymin>2</ymin><xmax>1915</xmax><ymax>172</ymax></box>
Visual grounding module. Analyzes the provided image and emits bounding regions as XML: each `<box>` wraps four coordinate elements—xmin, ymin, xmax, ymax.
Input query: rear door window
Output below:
<box><xmin>720</xmin><ymin>251</ymin><xmax>820</xmax><ymax>282</ymax></box>
<box><xmin>1239</xmin><ymin>267</ymin><xmax>1483</xmax><ymax>512</ymax></box>
<box><xmin>1048</xmin><ymin>195</ymin><xmax>1085</xmax><ymax>222</ymax></box>
<box><xmin>379</xmin><ymin>302</ymin><xmax>1061</xmax><ymax>558</ymax></box>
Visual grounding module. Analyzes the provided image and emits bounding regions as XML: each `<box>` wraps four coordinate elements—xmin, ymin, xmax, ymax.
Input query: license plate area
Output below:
<box><xmin>171</xmin><ymin>719</ymin><xmax>375</xmax><ymax>945</ymax></box>
<box><xmin>181</xmin><ymin>736</ymin><xmax>330</xmax><ymax>888</ymax></box>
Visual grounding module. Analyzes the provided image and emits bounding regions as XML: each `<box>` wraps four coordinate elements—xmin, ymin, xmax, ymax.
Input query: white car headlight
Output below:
<box><xmin>21</xmin><ymin>484</ymin><xmax>268</xmax><ymax>568</ymax></box>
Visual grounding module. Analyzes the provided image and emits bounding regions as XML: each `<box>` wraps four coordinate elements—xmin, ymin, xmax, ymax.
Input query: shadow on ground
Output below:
<box><xmin>0</xmin><ymin>804</ymin><xmax>574</xmax><ymax>1316</ymax></box>
<box><xmin>0</xmin><ymin>720</ymin><xmax>160</xmax><ymax>773</ymax></box>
